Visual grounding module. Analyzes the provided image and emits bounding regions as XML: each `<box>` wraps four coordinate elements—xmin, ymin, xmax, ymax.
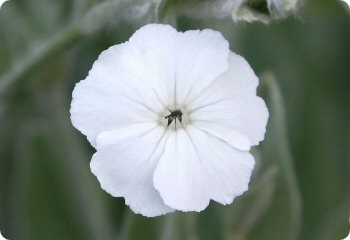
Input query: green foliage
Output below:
<box><xmin>0</xmin><ymin>0</ymin><xmax>349</xmax><ymax>239</ymax></box>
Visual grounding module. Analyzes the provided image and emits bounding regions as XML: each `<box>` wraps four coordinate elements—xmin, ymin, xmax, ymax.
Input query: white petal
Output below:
<box><xmin>127</xmin><ymin>24</ymin><xmax>178</xmax><ymax>106</ymax></box>
<box><xmin>187</xmin><ymin>126</ymin><xmax>255</xmax><ymax>205</ymax></box>
<box><xmin>127</xmin><ymin>25</ymin><xmax>230</xmax><ymax>107</ymax></box>
<box><xmin>95</xmin><ymin>122</ymin><xmax>159</xmax><ymax>150</ymax></box>
<box><xmin>174</xmin><ymin>29</ymin><xmax>230</xmax><ymax>105</ymax></box>
<box><xmin>153</xmin><ymin>129</ymin><xmax>209</xmax><ymax>212</ymax></box>
<box><xmin>70</xmin><ymin>75</ymin><xmax>159</xmax><ymax>147</ymax></box>
<box><xmin>191</xmin><ymin>97</ymin><xmax>268</xmax><ymax>147</ymax></box>
<box><xmin>188</xmin><ymin>52</ymin><xmax>259</xmax><ymax>107</ymax></box>
<box><xmin>88</xmin><ymin>42</ymin><xmax>166</xmax><ymax>112</ymax></box>
<box><xmin>70</xmin><ymin>43</ymin><xmax>163</xmax><ymax>147</ymax></box>
<box><xmin>191</xmin><ymin>121</ymin><xmax>251</xmax><ymax>151</ymax></box>
<box><xmin>188</xmin><ymin>52</ymin><xmax>268</xmax><ymax>147</ymax></box>
<box><xmin>90</xmin><ymin>125</ymin><xmax>174</xmax><ymax>217</ymax></box>
<box><xmin>153</xmin><ymin>126</ymin><xmax>254</xmax><ymax>212</ymax></box>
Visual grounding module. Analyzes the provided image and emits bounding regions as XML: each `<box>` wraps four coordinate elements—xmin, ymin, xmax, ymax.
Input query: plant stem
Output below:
<box><xmin>118</xmin><ymin>209</ymin><xmax>135</xmax><ymax>240</ymax></box>
<box><xmin>0</xmin><ymin>25</ymin><xmax>81</xmax><ymax>96</ymax></box>
<box><xmin>261</xmin><ymin>72</ymin><xmax>302</xmax><ymax>239</ymax></box>
<box><xmin>184</xmin><ymin>214</ymin><xmax>199</xmax><ymax>240</ymax></box>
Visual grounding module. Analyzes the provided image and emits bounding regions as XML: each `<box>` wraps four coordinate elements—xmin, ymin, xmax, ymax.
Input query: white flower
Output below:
<box><xmin>0</xmin><ymin>0</ymin><xmax>9</xmax><ymax>9</ymax></box>
<box><xmin>0</xmin><ymin>231</ymin><xmax>7</xmax><ymax>240</ymax></box>
<box><xmin>70</xmin><ymin>24</ymin><xmax>268</xmax><ymax>217</ymax></box>
<box><xmin>342</xmin><ymin>218</ymin><xmax>350</xmax><ymax>240</ymax></box>
<box><xmin>341</xmin><ymin>0</ymin><xmax>350</xmax><ymax>9</ymax></box>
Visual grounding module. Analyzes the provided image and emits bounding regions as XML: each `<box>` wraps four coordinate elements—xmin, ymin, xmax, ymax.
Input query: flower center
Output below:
<box><xmin>160</xmin><ymin>106</ymin><xmax>190</xmax><ymax>130</ymax></box>
<box><xmin>165</xmin><ymin>109</ymin><xmax>183</xmax><ymax>127</ymax></box>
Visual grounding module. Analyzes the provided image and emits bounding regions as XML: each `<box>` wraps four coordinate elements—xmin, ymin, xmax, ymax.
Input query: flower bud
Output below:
<box><xmin>232</xmin><ymin>0</ymin><xmax>300</xmax><ymax>23</ymax></box>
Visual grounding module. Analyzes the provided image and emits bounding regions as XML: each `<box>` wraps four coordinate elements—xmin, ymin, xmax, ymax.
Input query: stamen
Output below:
<box><xmin>165</xmin><ymin>109</ymin><xmax>183</xmax><ymax>127</ymax></box>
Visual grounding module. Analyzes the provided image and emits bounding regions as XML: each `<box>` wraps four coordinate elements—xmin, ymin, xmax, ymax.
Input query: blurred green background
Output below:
<box><xmin>0</xmin><ymin>0</ymin><xmax>349</xmax><ymax>239</ymax></box>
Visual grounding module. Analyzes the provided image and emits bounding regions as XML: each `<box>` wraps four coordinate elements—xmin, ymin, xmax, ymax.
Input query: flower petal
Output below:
<box><xmin>70</xmin><ymin>75</ymin><xmax>159</xmax><ymax>147</ymax></box>
<box><xmin>187</xmin><ymin>126</ymin><xmax>255</xmax><ymax>205</ymax></box>
<box><xmin>191</xmin><ymin>121</ymin><xmax>251</xmax><ymax>151</ymax></box>
<box><xmin>175</xmin><ymin>29</ymin><xmax>230</xmax><ymax>105</ymax></box>
<box><xmin>188</xmin><ymin>52</ymin><xmax>268</xmax><ymax>147</ymax></box>
<box><xmin>153</xmin><ymin>129</ymin><xmax>209</xmax><ymax>212</ymax></box>
<box><xmin>126</xmin><ymin>24</ymin><xmax>230</xmax><ymax>107</ymax></box>
<box><xmin>87</xmin><ymin>42</ymin><xmax>166</xmax><ymax>113</ymax></box>
<box><xmin>127</xmin><ymin>24</ymin><xmax>178</xmax><ymax>106</ymax></box>
<box><xmin>90</xmin><ymin>124</ymin><xmax>174</xmax><ymax>217</ymax></box>
<box><xmin>95</xmin><ymin>122</ymin><xmax>159</xmax><ymax>150</ymax></box>
<box><xmin>188</xmin><ymin>52</ymin><xmax>259</xmax><ymax>106</ymax></box>
<box><xmin>153</xmin><ymin>126</ymin><xmax>254</xmax><ymax>212</ymax></box>
<box><xmin>191</xmin><ymin>97</ymin><xmax>268</xmax><ymax>147</ymax></box>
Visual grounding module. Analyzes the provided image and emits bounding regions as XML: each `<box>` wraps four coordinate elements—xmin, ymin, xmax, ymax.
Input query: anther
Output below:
<box><xmin>165</xmin><ymin>109</ymin><xmax>183</xmax><ymax>127</ymax></box>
